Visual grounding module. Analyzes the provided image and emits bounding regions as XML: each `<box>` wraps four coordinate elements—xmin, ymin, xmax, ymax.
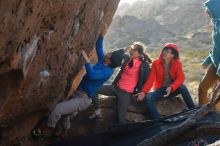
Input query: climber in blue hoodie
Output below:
<box><xmin>199</xmin><ymin>0</ymin><xmax>220</xmax><ymax>109</ymax></box>
<box><xmin>33</xmin><ymin>27</ymin><xmax>126</xmax><ymax>137</ymax></box>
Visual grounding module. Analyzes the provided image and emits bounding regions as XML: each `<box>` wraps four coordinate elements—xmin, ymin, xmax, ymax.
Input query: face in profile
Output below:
<box><xmin>104</xmin><ymin>52</ymin><xmax>112</xmax><ymax>64</ymax></box>
<box><xmin>130</xmin><ymin>45</ymin><xmax>141</xmax><ymax>59</ymax></box>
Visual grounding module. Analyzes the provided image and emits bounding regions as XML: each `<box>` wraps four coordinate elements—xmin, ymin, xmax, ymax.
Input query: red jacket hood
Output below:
<box><xmin>140</xmin><ymin>43</ymin><xmax>184</xmax><ymax>94</ymax></box>
<box><xmin>159</xmin><ymin>43</ymin><xmax>180</xmax><ymax>61</ymax></box>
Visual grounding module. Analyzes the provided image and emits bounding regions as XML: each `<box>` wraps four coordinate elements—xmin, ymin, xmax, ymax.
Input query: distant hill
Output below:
<box><xmin>104</xmin><ymin>0</ymin><xmax>212</xmax><ymax>51</ymax></box>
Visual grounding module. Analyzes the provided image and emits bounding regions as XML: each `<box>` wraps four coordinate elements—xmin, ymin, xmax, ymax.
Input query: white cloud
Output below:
<box><xmin>119</xmin><ymin>0</ymin><xmax>146</xmax><ymax>5</ymax></box>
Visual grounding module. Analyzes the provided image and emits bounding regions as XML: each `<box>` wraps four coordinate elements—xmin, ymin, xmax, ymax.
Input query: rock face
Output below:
<box><xmin>0</xmin><ymin>0</ymin><xmax>119</xmax><ymax>145</ymax></box>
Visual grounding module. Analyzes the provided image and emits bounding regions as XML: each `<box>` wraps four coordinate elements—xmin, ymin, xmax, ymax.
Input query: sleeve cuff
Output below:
<box><xmin>140</xmin><ymin>89</ymin><xmax>147</xmax><ymax>94</ymax></box>
<box><xmin>202</xmin><ymin>56</ymin><xmax>212</xmax><ymax>65</ymax></box>
<box><xmin>217</xmin><ymin>64</ymin><xmax>220</xmax><ymax>77</ymax></box>
<box><xmin>85</xmin><ymin>62</ymin><xmax>91</xmax><ymax>69</ymax></box>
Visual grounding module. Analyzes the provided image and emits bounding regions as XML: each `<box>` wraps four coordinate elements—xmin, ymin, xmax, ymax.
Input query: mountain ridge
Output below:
<box><xmin>105</xmin><ymin>0</ymin><xmax>211</xmax><ymax>51</ymax></box>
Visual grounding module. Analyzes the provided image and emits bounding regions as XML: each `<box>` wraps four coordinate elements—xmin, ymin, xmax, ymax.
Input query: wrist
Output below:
<box><xmin>85</xmin><ymin>61</ymin><xmax>90</xmax><ymax>65</ymax></box>
<box><xmin>169</xmin><ymin>86</ymin><xmax>173</xmax><ymax>92</ymax></box>
<box><xmin>140</xmin><ymin>89</ymin><xmax>146</xmax><ymax>94</ymax></box>
<box><xmin>141</xmin><ymin>92</ymin><xmax>146</xmax><ymax>96</ymax></box>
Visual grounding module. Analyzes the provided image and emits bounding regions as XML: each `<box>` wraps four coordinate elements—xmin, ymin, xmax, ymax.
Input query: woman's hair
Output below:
<box><xmin>132</xmin><ymin>42</ymin><xmax>152</xmax><ymax>63</ymax></box>
<box><xmin>143</xmin><ymin>53</ymin><xmax>153</xmax><ymax>63</ymax></box>
<box><xmin>171</xmin><ymin>48</ymin><xmax>179</xmax><ymax>60</ymax></box>
<box><xmin>132</xmin><ymin>42</ymin><xmax>144</xmax><ymax>55</ymax></box>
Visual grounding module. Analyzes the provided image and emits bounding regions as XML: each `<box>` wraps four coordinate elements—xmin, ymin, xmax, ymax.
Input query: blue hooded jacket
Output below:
<box><xmin>203</xmin><ymin>0</ymin><xmax>220</xmax><ymax>77</ymax></box>
<box><xmin>78</xmin><ymin>36</ymin><xmax>113</xmax><ymax>97</ymax></box>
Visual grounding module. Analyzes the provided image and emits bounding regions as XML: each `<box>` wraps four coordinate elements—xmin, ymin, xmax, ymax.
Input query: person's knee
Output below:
<box><xmin>179</xmin><ymin>84</ymin><xmax>188</xmax><ymax>91</ymax></box>
<box><xmin>146</xmin><ymin>94</ymin><xmax>153</xmax><ymax>102</ymax></box>
<box><xmin>53</xmin><ymin>103</ymin><xmax>64</xmax><ymax>115</ymax></box>
<box><xmin>180</xmin><ymin>84</ymin><xmax>186</xmax><ymax>88</ymax></box>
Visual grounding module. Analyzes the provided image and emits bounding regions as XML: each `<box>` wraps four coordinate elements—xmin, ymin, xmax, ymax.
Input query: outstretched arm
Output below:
<box><xmin>82</xmin><ymin>50</ymin><xmax>90</xmax><ymax>63</ymax></box>
<box><xmin>95</xmin><ymin>26</ymin><xmax>107</xmax><ymax>62</ymax></box>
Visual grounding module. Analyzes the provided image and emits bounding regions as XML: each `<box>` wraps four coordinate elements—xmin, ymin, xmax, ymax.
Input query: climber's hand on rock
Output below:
<box><xmin>82</xmin><ymin>50</ymin><xmax>90</xmax><ymax>63</ymax></box>
<box><xmin>101</xmin><ymin>23</ymin><xmax>107</xmax><ymax>37</ymax></box>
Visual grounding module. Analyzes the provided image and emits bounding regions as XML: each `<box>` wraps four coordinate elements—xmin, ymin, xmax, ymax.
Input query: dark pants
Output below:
<box><xmin>146</xmin><ymin>84</ymin><xmax>195</xmax><ymax>119</ymax></box>
<box><xmin>93</xmin><ymin>85</ymin><xmax>133</xmax><ymax>124</ymax></box>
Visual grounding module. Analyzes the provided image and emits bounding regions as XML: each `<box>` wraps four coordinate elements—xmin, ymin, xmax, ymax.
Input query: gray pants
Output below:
<box><xmin>93</xmin><ymin>85</ymin><xmax>133</xmax><ymax>124</ymax></box>
<box><xmin>47</xmin><ymin>90</ymin><xmax>92</xmax><ymax>129</ymax></box>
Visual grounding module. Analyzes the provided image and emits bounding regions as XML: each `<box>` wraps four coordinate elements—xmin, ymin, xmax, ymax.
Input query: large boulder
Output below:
<box><xmin>0</xmin><ymin>0</ymin><xmax>119</xmax><ymax>145</ymax></box>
